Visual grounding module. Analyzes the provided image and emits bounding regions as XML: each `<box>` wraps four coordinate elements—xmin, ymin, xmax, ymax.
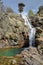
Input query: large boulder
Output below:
<box><xmin>21</xmin><ymin>47</ymin><xmax>43</xmax><ymax>65</ymax></box>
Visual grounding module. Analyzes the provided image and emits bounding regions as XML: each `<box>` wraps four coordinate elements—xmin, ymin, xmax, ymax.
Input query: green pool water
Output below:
<box><xmin>0</xmin><ymin>48</ymin><xmax>23</xmax><ymax>56</ymax></box>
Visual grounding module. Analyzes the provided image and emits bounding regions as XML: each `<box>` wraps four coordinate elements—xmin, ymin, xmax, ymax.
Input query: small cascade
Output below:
<box><xmin>22</xmin><ymin>15</ymin><xmax>32</xmax><ymax>29</ymax></box>
<box><xmin>22</xmin><ymin>14</ymin><xmax>36</xmax><ymax>47</ymax></box>
<box><xmin>29</xmin><ymin>28</ymin><xmax>36</xmax><ymax>46</ymax></box>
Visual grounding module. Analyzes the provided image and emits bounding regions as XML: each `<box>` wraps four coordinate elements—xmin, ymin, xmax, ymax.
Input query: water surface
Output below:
<box><xmin>0</xmin><ymin>48</ymin><xmax>23</xmax><ymax>56</ymax></box>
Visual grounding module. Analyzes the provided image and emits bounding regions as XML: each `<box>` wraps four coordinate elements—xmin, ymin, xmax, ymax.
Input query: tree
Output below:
<box><xmin>18</xmin><ymin>3</ymin><xmax>25</xmax><ymax>13</ymax></box>
<box><xmin>28</xmin><ymin>10</ymin><xmax>34</xmax><ymax>17</ymax></box>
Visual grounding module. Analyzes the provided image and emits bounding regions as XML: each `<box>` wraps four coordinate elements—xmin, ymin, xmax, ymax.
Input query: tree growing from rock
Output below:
<box><xmin>28</xmin><ymin>10</ymin><xmax>34</xmax><ymax>17</ymax></box>
<box><xmin>18</xmin><ymin>3</ymin><xmax>25</xmax><ymax>13</ymax></box>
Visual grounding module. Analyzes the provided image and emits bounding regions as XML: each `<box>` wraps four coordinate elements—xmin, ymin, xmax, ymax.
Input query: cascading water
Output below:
<box><xmin>29</xmin><ymin>28</ymin><xmax>36</xmax><ymax>46</ymax></box>
<box><xmin>22</xmin><ymin>14</ymin><xmax>36</xmax><ymax>46</ymax></box>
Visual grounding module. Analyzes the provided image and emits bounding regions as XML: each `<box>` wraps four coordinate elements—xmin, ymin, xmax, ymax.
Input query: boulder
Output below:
<box><xmin>37</xmin><ymin>43</ymin><xmax>43</xmax><ymax>55</ymax></box>
<box><xmin>21</xmin><ymin>47</ymin><xmax>43</xmax><ymax>65</ymax></box>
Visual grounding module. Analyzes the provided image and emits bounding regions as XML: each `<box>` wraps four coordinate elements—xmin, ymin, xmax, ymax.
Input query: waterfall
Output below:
<box><xmin>22</xmin><ymin>14</ymin><xmax>36</xmax><ymax>46</ymax></box>
<box><xmin>29</xmin><ymin>28</ymin><xmax>36</xmax><ymax>46</ymax></box>
<box><xmin>22</xmin><ymin>15</ymin><xmax>32</xmax><ymax>29</ymax></box>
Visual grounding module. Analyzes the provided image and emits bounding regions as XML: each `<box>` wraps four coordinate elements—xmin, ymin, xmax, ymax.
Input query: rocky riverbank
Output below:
<box><xmin>0</xmin><ymin>55</ymin><xmax>23</xmax><ymax>65</ymax></box>
<box><xmin>0</xmin><ymin>47</ymin><xmax>43</xmax><ymax>65</ymax></box>
<box><xmin>21</xmin><ymin>47</ymin><xmax>43</xmax><ymax>65</ymax></box>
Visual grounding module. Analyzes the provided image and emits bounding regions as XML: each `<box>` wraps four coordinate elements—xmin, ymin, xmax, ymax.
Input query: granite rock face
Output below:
<box><xmin>37</xmin><ymin>43</ymin><xmax>43</xmax><ymax>55</ymax></box>
<box><xmin>21</xmin><ymin>47</ymin><xmax>43</xmax><ymax>65</ymax></box>
<box><xmin>29</xmin><ymin>8</ymin><xmax>43</xmax><ymax>47</ymax></box>
<box><xmin>0</xmin><ymin>11</ymin><xmax>29</xmax><ymax>48</ymax></box>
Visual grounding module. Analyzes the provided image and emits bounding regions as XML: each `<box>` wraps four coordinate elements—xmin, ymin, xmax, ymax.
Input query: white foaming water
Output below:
<box><xmin>22</xmin><ymin>14</ymin><xmax>36</xmax><ymax>46</ymax></box>
<box><xmin>22</xmin><ymin>15</ymin><xmax>32</xmax><ymax>29</ymax></box>
<box><xmin>29</xmin><ymin>28</ymin><xmax>36</xmax><ymax>46</ymax></box>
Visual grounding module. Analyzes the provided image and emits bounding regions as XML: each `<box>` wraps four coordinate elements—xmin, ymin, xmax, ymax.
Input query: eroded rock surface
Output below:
<box><xmin>0</xmin><ymin>11</ymin><xmax>29</xmax><ymax>48</ymax></box>
<box><xmin>21</xmin><ymin>47</ymin><xmax>43</xmax><ymax>65</ymax></box>
<box><xmin>30</xmin><ymin>12</ymin><xmax>43</xmax><ymax>47</ymax></box>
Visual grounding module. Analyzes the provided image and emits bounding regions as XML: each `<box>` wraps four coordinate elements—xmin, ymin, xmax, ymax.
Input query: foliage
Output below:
<box><xmin>28</xmin><ymin>10</ymin><xmax>34</xmax><ymax>17</ymax></box>
<box><xmin>18</xmin><ymin>3</ymin><xmax>25</xmax><ymax>13</ymax></box>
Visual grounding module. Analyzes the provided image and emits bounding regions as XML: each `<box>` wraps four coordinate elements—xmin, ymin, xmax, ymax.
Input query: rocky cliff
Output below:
<box><xmin>0</xmin><ymin>11</ymin><xmax>29</xmax><ymax>48</ymax></box>
<box><xmin>29</xmin><ymin>7</ymin><xmax>43</xmax><ymax>55</ymax></box>
<box><xmin>30</xmin><ymin>8</ymin><xmax>43</xmax><ymax>46</ymax></box>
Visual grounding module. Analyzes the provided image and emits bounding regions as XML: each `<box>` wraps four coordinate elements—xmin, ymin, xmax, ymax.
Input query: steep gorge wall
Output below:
<box><xmin>0</xmin><ymin>12</ymin><xmax>29</xmax><ymax>48</ymax></box>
